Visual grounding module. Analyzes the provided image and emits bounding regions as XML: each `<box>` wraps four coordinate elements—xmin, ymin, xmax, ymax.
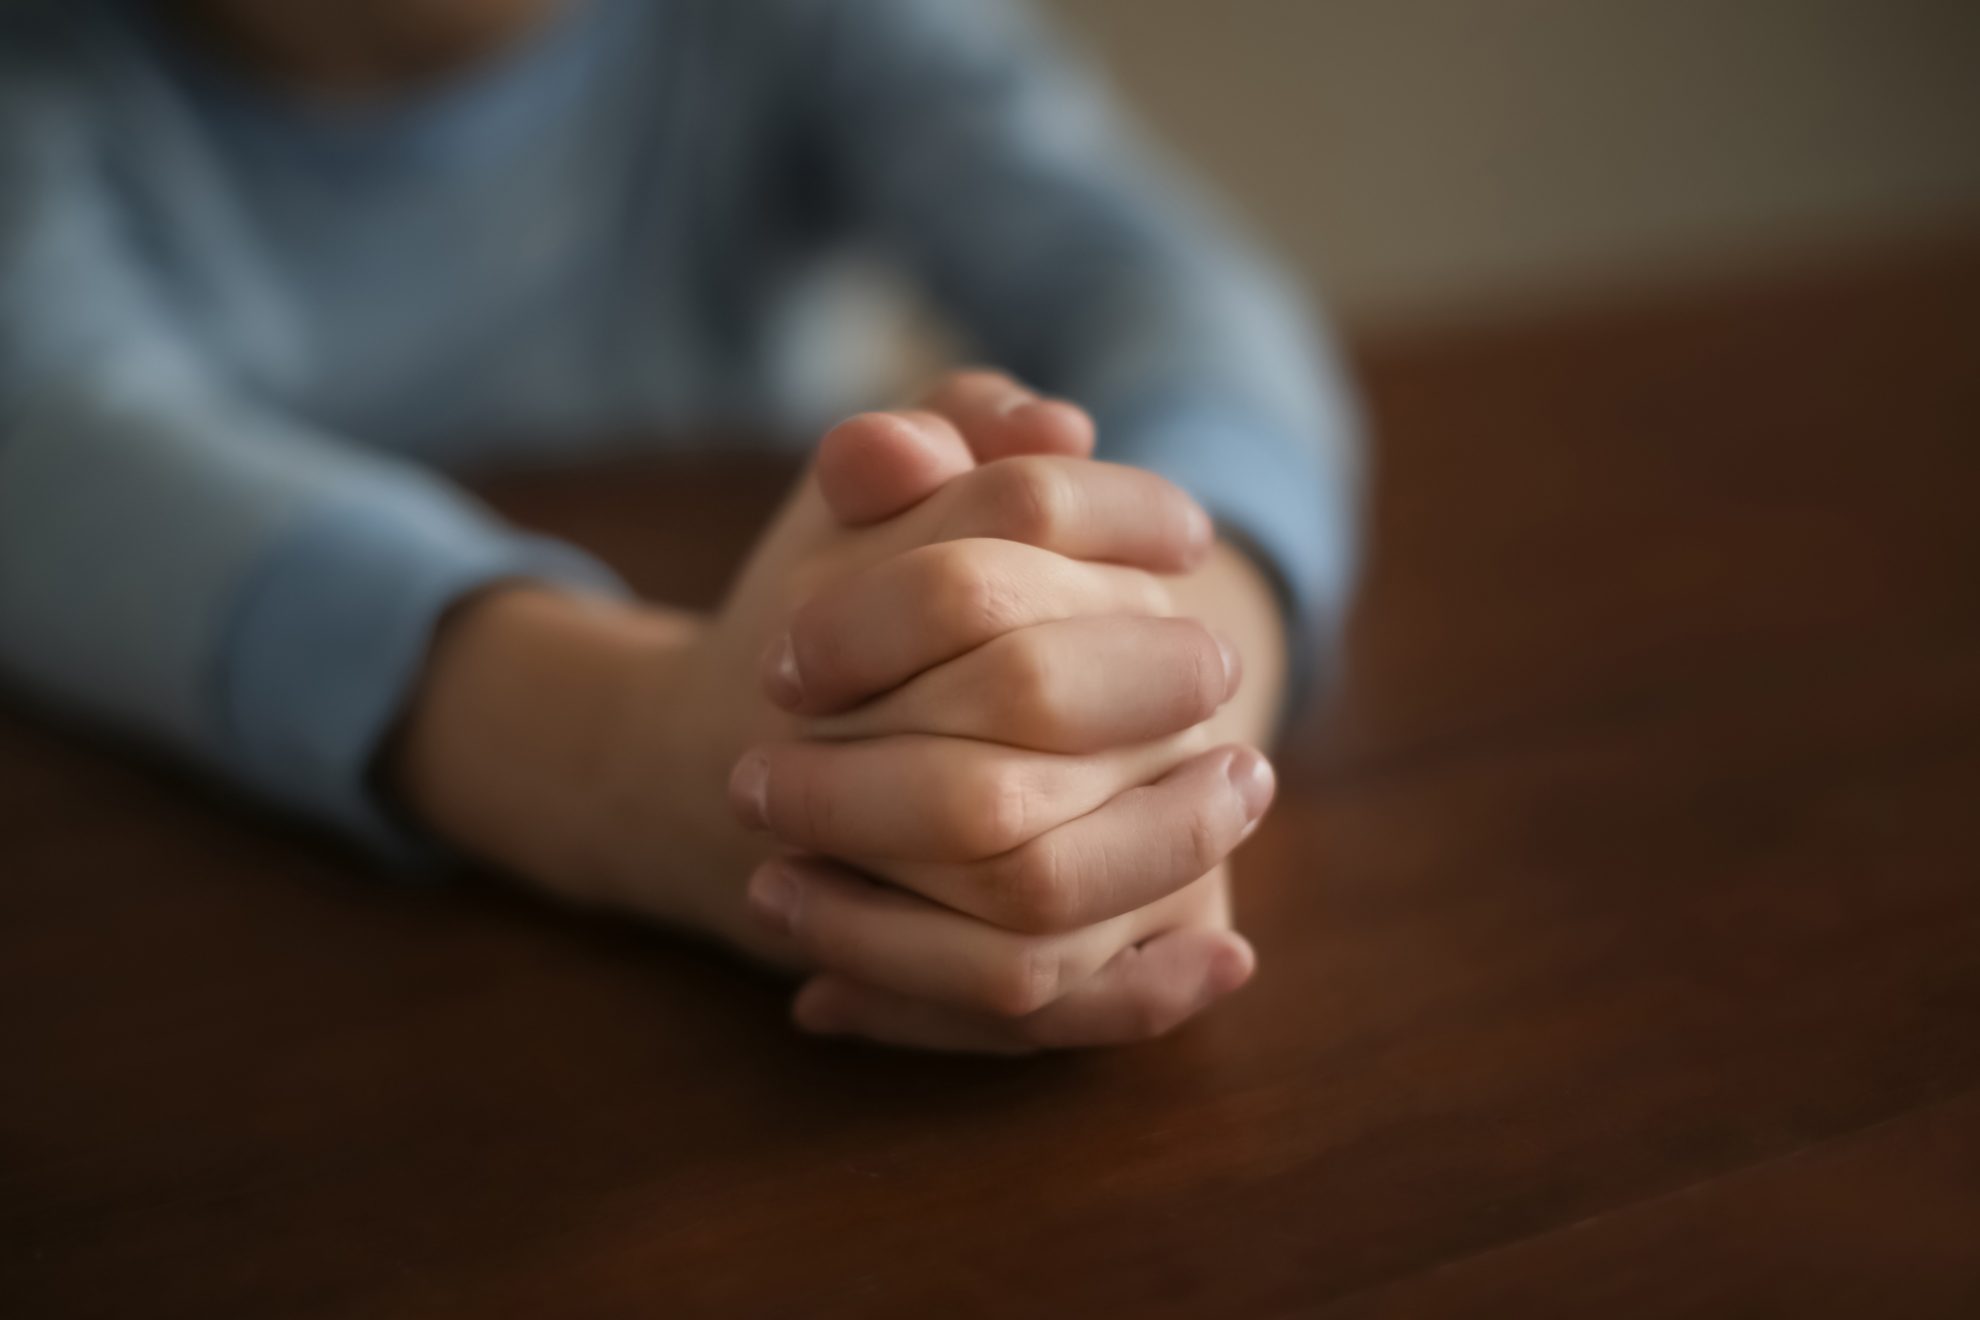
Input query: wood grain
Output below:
<box><xmin>3</xmin><ymin>239</ymin><xmax>1977</xmax><ymax>1316</ymax></box>
<box><xmin>1316</xmin><ymin>1091</ymin><xmax>1980</xmax><ymax>1319</ymax></box>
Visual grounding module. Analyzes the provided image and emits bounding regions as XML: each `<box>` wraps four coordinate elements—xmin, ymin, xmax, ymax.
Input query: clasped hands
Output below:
<box><xmin>398</xmin><ymin>370</ymin><xmax>1281</xmax><ymax>1054</ymax></box>
<box><xmin>710</xmin><ymin>371</ymin><xmax>1277</xmax><ymax>1052</ymax></box>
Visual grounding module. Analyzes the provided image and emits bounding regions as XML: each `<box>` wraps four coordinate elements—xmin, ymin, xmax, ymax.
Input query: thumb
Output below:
<box><xmin>814</xmin><ymin>409</ymin><xmax>976</xmax><ymax>527</ymax></box>
<box><xmin>815</xmin><ymin>371</ymin><xmax>1097</xmax><ymax>528</ymax></box>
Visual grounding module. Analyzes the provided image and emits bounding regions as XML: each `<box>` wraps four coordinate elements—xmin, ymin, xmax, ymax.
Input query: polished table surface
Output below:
<box><xmin>5</xmin><ymin>240</ymin><xmax>1979</xmax><ymax>1317</ymax></box>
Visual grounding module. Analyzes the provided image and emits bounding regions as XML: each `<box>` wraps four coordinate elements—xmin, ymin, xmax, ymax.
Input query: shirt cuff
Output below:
<box><xmin>211</xmin><ymin>479</ymin><xmax>626</xmax><ymax>853</ymax></box>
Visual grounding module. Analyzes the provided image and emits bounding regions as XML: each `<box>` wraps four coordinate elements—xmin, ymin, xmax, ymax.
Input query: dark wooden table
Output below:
<box><xmin>5</xmin><ymin>239</ymin><xmax>1979</xmax><ymax>1317</ymax></box>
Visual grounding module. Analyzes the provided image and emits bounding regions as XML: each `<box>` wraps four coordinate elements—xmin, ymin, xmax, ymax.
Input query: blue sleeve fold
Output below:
<box><xmin>0</xmin><ymin>382</ymin><xmax>625</xmax><ymax>852</ymax></box>
<box><xmin>213</xmin><ymin>478</ymin><xmax>623</xmax><ymax>847</ymax></box>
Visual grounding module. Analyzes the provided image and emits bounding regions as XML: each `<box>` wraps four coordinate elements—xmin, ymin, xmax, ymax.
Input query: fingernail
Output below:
<box><xmin>747</xmin><ymin>863</ymin><xmax>802</xmax><ymax>934</ymax></box>
<box><xmin>728</xmin><ymin>752</ymin><xmax>771</xmax><ymax>831</ymax></box>
<box><xmin>1227</xmin><ymin>748</ymin><xmax>1276</xmax><ymax>824</ymax></box>
<box><xmin>1214</xmin><ymin>631</ymin><xmax>1243</xmax><ymax>702</ymax></box>
<box><xmin>762</xmin><ymin>634</ymin><xmax>804</xmax><ymax>710</ymax></box>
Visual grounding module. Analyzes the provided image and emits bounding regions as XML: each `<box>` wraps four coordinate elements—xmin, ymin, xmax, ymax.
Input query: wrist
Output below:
<box><xmin>387</xmin><ymin>584</ymin><xmax>704</xmax><ymax>901</ymax></box>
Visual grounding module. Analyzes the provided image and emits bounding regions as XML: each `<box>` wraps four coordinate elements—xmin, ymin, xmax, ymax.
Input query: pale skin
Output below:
<box><xmin>392</xmin><ymin>371</ymin><xmax>1291</xmax><ymax>1052</ymax></box>
<box><xmin>171</xmin><ymin>0</ymin><xmax>1296</xmax><ymax>1052</ymax></box>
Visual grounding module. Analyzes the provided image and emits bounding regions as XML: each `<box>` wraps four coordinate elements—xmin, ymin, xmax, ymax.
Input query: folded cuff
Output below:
<box><xmin>212</xmin><ymin>478</ymin><xmax>626</xmax><ymax>853</ymax></box>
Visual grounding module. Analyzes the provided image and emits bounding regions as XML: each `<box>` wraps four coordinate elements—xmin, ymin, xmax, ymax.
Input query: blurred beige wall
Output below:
<box><xmin>1047</xmin><ymin>0</ymin><xmax>1980</xmax><ymax>329</ymax></box>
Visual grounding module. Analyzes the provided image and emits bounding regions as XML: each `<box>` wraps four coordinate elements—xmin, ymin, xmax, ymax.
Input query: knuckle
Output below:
<box><xmin>998</xmin><ymin>632</ymin><xmax>1069</xmax><ymax>736</ymax></box>
<box><xmin>930</xmin><ymin>756</ymin><xmax>1032</xmax><ymax>859</ymax></box>
<box><xmin>978</xmin><ymin>458</ymin><xmax>1074</xmax><ymax>546</ymax></box>
<box><xmin>963</xmin><ymin>759</ymin><xmax>1036</xmax><ymax>859</ymax></box>
<box><xmin>925</xmin><ymin>542</ymin><xmax>1022</xmax><ymax>641</ymax></box>
<box><xmin>982</xmin><ymin>943</ymin><xmax>1061</xmax><ymax>1018</ymax></box>
<box><xmin>992</xmin><ymin>836</ymin><xmax>1079</xmax><ymax>933</ymax></box>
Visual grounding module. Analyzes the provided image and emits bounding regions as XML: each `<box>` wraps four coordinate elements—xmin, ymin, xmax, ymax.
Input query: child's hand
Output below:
<box><xmin>392</xmin><ymin>374</ymin><xmax>1235</xmax><ymax>1006</ymax></box>
<box><xmin>736</xmin><ymin>732</ymin><xmax>1267</xmax><ymax>1051</ymax></box>
<box><xmin>731</xmin><ymin>525</ymin><xmax>1272</xmax><ymax>1033</ymax></box>
<box><xmin>718</xmin><ymin>374</ymin><xmax>1280</xmax><ymax>1053</ymax></box>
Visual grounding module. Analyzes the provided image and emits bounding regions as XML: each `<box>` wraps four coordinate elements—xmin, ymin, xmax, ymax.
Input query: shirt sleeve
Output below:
<box><xmin>804</xmin><ymin>0</ymin><xmax>1368</xmax><ymax>708</ymax></box>
<box><xmin>0</xmin><ymin>54</ymin><xmax>622</xmax><ymax>849</ymax></box>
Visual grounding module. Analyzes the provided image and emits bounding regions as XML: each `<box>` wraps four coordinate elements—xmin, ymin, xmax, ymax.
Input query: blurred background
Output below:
<box><xmin>1046</xmin><ymin>0</ymin><xmax>1980</xmax><ymax>333</ymax></box>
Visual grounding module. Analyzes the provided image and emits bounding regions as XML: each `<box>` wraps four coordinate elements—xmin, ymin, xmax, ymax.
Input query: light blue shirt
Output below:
<box><xmin>0</xmin><ymin>0</ymin><xmax>1363</xmax><ymax>847</ymax></box>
